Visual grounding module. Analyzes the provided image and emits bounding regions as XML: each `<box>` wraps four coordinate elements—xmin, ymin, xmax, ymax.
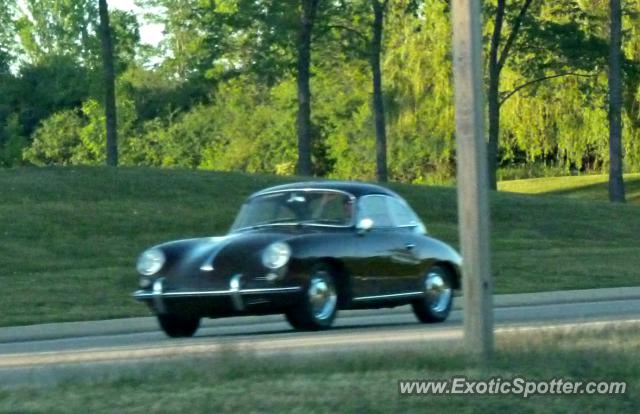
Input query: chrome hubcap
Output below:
<box><xmin>308</xmin><ymin>275</ymin><xmax>337</xmax><ymax>320</ymax></box>
<box><xmin>424</xmin><ymin>271</ymin><xmax>452</xmax><ymax>313</ymax></box>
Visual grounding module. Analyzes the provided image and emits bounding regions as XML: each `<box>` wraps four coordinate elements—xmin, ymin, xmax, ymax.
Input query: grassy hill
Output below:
<box><xmin>1</xmin><ymin>167</ymin><xmax>639</xmax><ymax>326</ymax></box>
<box><xmin>499</xmin><ymin>173</ymin><xmax>640</xmax><ymax>204</ymax></box>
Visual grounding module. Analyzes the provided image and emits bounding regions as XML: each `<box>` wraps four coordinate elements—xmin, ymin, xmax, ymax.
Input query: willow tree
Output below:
<box><xmin>486</xmin><ymin>0</ymin><xmax>534</xmax><ymax>189</ymax></box>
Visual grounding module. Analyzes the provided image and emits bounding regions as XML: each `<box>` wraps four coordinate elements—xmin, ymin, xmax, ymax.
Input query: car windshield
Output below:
<box><xmin>231</xmin><ymin>190</ymin><xmax>354</xmax><ymax>231</ymax></box>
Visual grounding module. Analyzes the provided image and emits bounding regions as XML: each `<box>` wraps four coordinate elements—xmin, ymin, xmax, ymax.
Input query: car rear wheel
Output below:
<box><xmin>411</xmin><ymin>265</ymin><xmax>453</xmax><ymax>323</ymax></box>
<box><xmin>285</xmin><ymin>267</ymin><xmax>338</xmax><ymax>331</ymax></box>
<box><xmin>157</xmin><ymin>314</ymin><xmax>201</xmax><ymax>338</ymax></box>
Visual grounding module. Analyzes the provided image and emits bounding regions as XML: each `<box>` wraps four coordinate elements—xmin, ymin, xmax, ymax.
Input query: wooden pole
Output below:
<box><xmin>608</xmin><ymin>0</ymin><xmax>625</xmax><ymax>202</ymax></box>
<box><xmin>450</xmin><ymin>0</ymin><xmax>494</xmax><ymax>359</ymax></box>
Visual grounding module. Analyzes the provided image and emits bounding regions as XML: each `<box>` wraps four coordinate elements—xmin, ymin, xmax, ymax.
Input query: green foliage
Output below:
<box><xmin>3</xmin><ymin>0</ymin><xmax>640</xmax><ymax>180</ymax></box>
<box><xmin>109</xmin><ymin>10</ymin><xmax>141</xmax><ymax>73</ymax></box>
<box><xmin>124</xmin><ymin>76</ymin><xmax>297</xmax><ymax>173</ymax></box>
<box><xmin>23</xmin><ymin>110</ymin><xmax>84</xmax><ymax>166</ymax></box>
<box><xmin>315</xmin><ymin>61</ymin><xmax>376</xmax><ymax>180</ymax></box>
<box><xmin>0</xmin><ymin>114</ymin><xmax>27</xmax><ymax>166</ymax></box>
<box><xmin>117</xmin><ymin>66</ymin><xmax>206</xmax><ymax>121</ymax></box>
<box><xmin>24</xmin><ymin>98</ymin><xmax>137</xmax><ymax>166</ymax></box>
<box><xmin>15</xmin><ymin>55</ymin><xmax>95</xmax><ymax>133</ymax></box>
<box><xmin>385</xmin><ymin>0</ymin><xmax>455</xmax><ymax>183</ymax></box>
<box><xmin>198</xmin><ymin>78</ymin><xmax>297</xmax><ymax>173</ymax></box>
<box><xmin>1</xmin><ymin>167</ymin><xmax>640</xmax><ymax>326</ymax></box>
<box><xmin>17</xmin><ymin>0</ymin><xmax>100</xmax><ymax>65</ymax></box>
<box><xmin>0</xmin><ymin>0</ymin><xmax>17</xmax><ymax>71</ymax></box>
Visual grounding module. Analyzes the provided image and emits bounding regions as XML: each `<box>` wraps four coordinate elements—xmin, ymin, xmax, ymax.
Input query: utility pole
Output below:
<box><xmin>450</xmin><ymin>0</ymin><xmax>494</xmax><ymax>360</ymax></box>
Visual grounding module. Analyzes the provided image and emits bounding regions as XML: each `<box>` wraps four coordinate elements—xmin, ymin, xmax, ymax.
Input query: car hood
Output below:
<box><xmin>150</xmin><ymin>230</ymin><xmax>292</xmax><ymax>285</ymax></box>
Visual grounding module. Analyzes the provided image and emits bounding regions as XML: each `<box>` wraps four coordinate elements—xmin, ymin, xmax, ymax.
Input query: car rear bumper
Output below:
<box><xmin>133</xmin><ymin>275</ymin><xmax>303</xmax><ymax>315</ymax></box>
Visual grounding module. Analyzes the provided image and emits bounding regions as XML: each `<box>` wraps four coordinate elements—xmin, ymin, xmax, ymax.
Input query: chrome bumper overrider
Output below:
<box><xmin>132</xmin><ymin>275</ymin><xmax>302</xmax><ymax>312</ymax></box>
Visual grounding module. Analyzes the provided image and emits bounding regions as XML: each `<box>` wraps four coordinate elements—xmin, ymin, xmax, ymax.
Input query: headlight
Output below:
<box><xmin>261</xmin><ymin>242</ymin><xmax>291</xmax><ymax>269</ymax></box>
<box><xmin>136</xmin><ymin>248</ymin><xmax>165</xmax><ymax>276</ymax></box>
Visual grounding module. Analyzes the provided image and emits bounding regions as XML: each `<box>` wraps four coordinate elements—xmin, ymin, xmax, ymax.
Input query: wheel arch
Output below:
<box><xmin>315</xmin><ymin>257</ymin><xmax>352</xmax><ymax>307</ymax></box>
<box><xmin>433</xmin><ymin>260</ymin><xmax>462</xmax><ymax>290</ymax></box>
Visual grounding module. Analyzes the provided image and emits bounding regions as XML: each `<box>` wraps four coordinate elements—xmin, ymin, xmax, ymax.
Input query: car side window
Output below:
<box><xmin>386</xmin><ymin>197</ymin><xmax>427</xmax><ymax>233</ymax></box>
<box><xmin>386</xmin><ymin>197</ymin><xmax>416</xmax><ymax>227</ymax></box>
<box><xmin>357</xmin><ymin>195</ymin><xmax>394</xmax><ymax>228</ymax></box>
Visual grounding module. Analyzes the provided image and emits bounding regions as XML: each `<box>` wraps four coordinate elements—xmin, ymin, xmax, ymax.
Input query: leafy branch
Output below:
<box><xmin>500</xmin><ymin>71</ymin><xmax>598</xmax><ymax>106</ymax></box>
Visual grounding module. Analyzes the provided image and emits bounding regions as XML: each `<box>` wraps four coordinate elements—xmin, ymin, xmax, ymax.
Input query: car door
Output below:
<box><xmin>350</xmin><ymin>195</ymin><xmax>421</xmax><ymax>298</ymax></box>
<box><xmin>384</xmin><ymin>196</ymin><xmax>427</xmax><ymax>292</ymax></box>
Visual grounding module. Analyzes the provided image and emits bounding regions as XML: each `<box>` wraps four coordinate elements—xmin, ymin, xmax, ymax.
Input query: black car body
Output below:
<box><xmin>133</xmin><ymin>181</ymin><xmax>462</xmax><ymax>337</ymax></box>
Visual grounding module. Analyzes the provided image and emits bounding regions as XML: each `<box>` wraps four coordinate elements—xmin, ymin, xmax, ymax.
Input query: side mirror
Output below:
<box><xmin>356</xmin><ymin>218</ymin><xmax>373</xmax><ymax>235</ymax></box>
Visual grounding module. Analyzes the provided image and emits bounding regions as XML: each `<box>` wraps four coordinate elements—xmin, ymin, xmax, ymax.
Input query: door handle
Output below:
<box><xmin>405</xmin><ymin>243</ymin><xmax>416</xmax><ymax>250</ymax></box>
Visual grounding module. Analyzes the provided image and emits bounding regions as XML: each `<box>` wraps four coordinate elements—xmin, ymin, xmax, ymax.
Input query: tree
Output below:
<box><xmin>0</xmin><ymin>0</ymin><xmax>19</xmax><ymax>165</ymax></box>
<box><xmin>608</xmin><ymin>0</ymin><xmax>625</xmax><ymax>202</ymax></box>
<box><xmin>296</xmin><ymin>0</ymin><xmax>319</xmax><ymax>175</ymax></box>
<box><xmin>486</xmin><ymin>0</ymin><xmax>534</xmax><ymax>189</ymax></box>
<box><xmin>98</xmin><ymin>0</ymin><xmax>118</xmax><ymax>166</ymax></box>
<box><xmin>109</xmin><ymin>10</ymin><xmax>141</xmax><ymax>73</ymax></box>
<box><xmin>322</xmin><ymin>0</ymin><xmax>401</xmax><ymax>181</ymax></box>
<box><xmin>371</xmin><ymin>0</ymin><xmax>389</xmax><ymax>182</ymax></box>
<box><xmin>0</xmin><ymin>0</ymin><xmax>16</xmax><ymax>72</ymax></box>
<box><xmin>16</xmin><ymin>0</ymin><xmax>99</xmax><ymax>65</ymax></box>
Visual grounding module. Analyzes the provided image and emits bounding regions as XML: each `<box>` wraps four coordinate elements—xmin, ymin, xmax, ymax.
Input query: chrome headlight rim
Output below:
<box><xmin>136</xmin><ymin>248</ymin><xmax>166</xmax><ymax>276</ymax></box>
<box><xmin>261</xmin><ymin>242</ymin><xmax>291</xmax><ymax>269</ymax></box>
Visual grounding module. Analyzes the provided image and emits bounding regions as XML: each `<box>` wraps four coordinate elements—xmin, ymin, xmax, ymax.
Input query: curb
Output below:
<box><xmin>2</xmin><ymin>286</ymin><xmax>639</xmax><ymax>344</ymax></box>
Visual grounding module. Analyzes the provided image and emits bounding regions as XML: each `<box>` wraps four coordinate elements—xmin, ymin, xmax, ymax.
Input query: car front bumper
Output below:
<box><xmin>133</xmin><ymin>274</ymin><xmax>303</xmax><ymax>315</ymax></box>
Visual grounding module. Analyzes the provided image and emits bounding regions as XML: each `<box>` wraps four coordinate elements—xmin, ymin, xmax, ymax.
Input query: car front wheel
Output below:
<box><xmin>411</xmin><ymin>265</ymin><xmax>453</xmax><ymax>323</ymax></box>
<box><xmin>285</xmin><ymin>267</ymin><xmax>338</xmax><ymax>331</ymax></box>
<box><xmin>157</xmin><ymin>314</ymin><xmax>201</xmax><ymax>338</ymax></box>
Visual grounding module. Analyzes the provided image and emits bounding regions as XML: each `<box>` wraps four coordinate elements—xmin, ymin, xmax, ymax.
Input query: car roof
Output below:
<box><xmin>250</xmin><ymin>181</ymin><xmax>400</xmax><ymax>199</ymax></box>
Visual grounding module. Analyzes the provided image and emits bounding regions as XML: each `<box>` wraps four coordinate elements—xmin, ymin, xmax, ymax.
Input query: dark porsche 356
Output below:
<box><xmin>133</xmin><ymin>181</ymin><xmax>462</xmax><ymax>337</ymax></box>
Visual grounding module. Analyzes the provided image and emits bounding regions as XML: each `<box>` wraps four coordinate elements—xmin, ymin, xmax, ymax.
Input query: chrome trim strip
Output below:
<box><xmin>229</xmin><ymin>274</ymin><xmax>244</xmax><ymax>311</ymax></box>
<box><xmin>133</xmin><ymin>286</ymin><xmax>302</xmax><ymax>300</ymax></box>
<box><xmin>237</xmin><ymin>287</ymin><xmax>302</xmax><ymax>294</ymax></box>
<box><xmin>133</xmin><ymin>292</ymin><xmax>157</xmax><ymax>298</ymax></box>
<box><xmin>352</xmin><ymin>291</ymin><xmax>424</xmax><ymax>301</ymax></box>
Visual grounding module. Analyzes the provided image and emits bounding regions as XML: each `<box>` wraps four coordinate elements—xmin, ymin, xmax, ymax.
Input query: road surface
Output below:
<box><xmin>1</xmin><ymin>297</ymin><xmax>639</xmax><ymax>386</ymax></box>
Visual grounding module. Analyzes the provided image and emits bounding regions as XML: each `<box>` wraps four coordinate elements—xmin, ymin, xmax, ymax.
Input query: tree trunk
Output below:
<box><xmin>486</xmin><ymin>0</ymin><xmax>504</xmax><ymax>191</ymax></box>
<box><xmin>295</xmin><ymin>0</ymin><xmax>318</xmax><ymax>176</ymax></box>
<box><xmin>98</xmin><ymin>0</ymin><xmax>118</xmax><ymax>167</ymax></box>
<box><xmin>608</xmin><ymin>0</ymin><xmax>625</xmax><ymax>202</ymax></box>
<box><xmin>487</xmin><ymin>75</ymin><xmax>500</xmax><ymax>190</ymax></box>
<box><xmin>371</xmin><ymin>0</ymin><xmax>388</xmax><ymax>182</ymax></box>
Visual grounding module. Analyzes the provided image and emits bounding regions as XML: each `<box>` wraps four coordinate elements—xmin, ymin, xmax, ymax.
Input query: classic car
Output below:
<box><xmin>133</xmin><ymin>181</ymin><xmax>462</xmax><ymax>337</ymax></box>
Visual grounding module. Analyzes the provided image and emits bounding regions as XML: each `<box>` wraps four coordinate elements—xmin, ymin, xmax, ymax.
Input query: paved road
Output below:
<box><xmin>1</xmin><ymin>297</ymin><xmax>639</xmax><ymax>381</ymax></box>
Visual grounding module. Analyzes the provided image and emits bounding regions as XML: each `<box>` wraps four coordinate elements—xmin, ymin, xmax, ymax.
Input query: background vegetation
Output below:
<box><xmin>1</xmin><ymin>0</ymin><xmax>640</xmax><ymax>183</ymax></box>
<box><xmin>0</xmin><ymin>167</ymin><xmax>638</xmax><ymax>326</ymax></box>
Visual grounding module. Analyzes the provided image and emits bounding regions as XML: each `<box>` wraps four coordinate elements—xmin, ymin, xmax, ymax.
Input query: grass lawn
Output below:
<box><xmin>499</xmin><ymin>173</ymin><xmax>640</xmax><ymax>204</ymax></box>
<box><xmin>0</xmin><ymin>323</ymin><xmax>638</xmax><ymax>413</ymax></box>
<box><xmin>1</xmin><ymin>166</ymin><xmax>639</xmax><ymax>326</ymax></box>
